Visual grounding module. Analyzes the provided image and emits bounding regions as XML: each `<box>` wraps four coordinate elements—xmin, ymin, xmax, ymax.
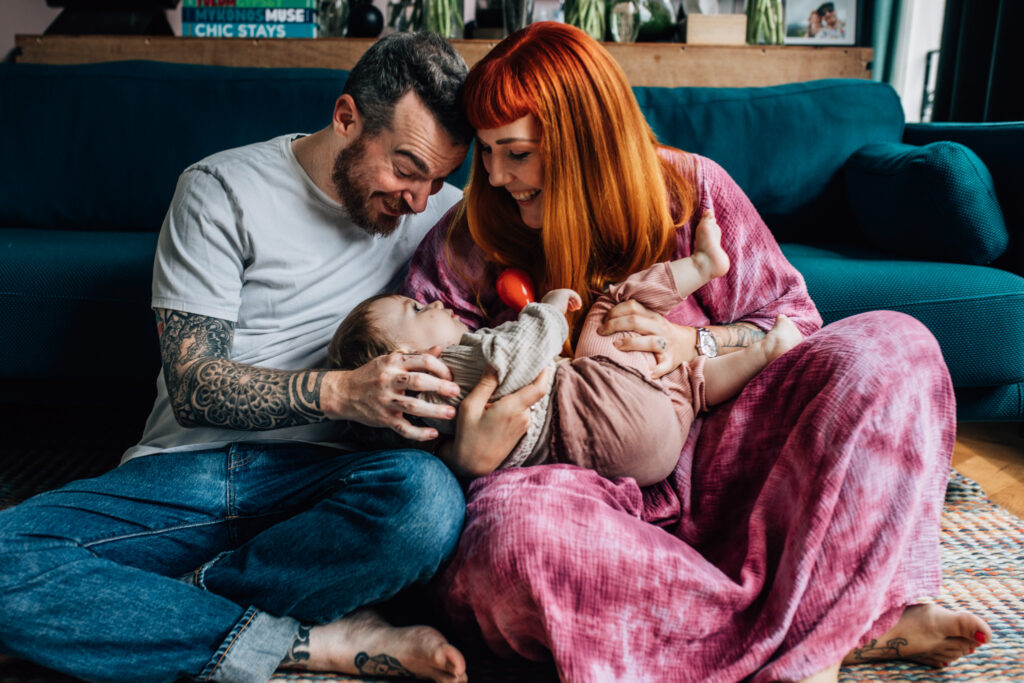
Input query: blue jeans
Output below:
<box><xmin>0</xmin><ymin>443</ymin><xmax>465</xmax><ymax>682</ymax></box>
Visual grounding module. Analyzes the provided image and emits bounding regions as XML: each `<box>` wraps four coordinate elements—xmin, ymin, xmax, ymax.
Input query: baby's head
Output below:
<box><xmin>328</xmin><ymin>294</ymin><xmax>469</xmax><ymax>370</ymax></box>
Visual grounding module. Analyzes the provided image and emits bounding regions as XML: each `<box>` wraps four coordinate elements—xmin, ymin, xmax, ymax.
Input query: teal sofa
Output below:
<box><xmin>1</xmin><ymin>61</ymin><xmax>1022</xmax><ymax>422</ymax></box>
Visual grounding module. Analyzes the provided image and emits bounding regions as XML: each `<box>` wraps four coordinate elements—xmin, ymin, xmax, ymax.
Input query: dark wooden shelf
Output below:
<box><xmin>15</xmin><ymin>35</ymin><xmax>873</xmax><ymax>87</ymax></box>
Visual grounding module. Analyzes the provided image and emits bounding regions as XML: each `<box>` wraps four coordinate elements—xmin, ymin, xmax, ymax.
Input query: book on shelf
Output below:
<box><xmin>182</xmin><ymin>22</ymin><xmax>318</xmax><ymax>37</ymax></box>
<box><xmin>182</xmin><ymin>7</ymin><xmax>316</xmax><ymax>22</ymax></box>
<box><xmin>182</xmin><ymin>0</ymin><xmax>317</xmax><ymax>8</ymax></box>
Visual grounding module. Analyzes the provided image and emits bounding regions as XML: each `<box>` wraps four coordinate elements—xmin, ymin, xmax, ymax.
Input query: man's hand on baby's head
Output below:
<box><xmin>541</xmin><ymin>288</ymin><xmax>582</xmax><ymax>313</ymax></box>
<box><xmin>326</xmin><ymin>348</ymin><xmax>461</xmax><ymax>441</ymax></box>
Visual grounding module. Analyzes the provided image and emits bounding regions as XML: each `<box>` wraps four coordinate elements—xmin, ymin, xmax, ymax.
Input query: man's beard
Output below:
<box><xmin>332</xmin><ymin>135</ymin><xmax>412</xmax><ymax>237</ymax></box>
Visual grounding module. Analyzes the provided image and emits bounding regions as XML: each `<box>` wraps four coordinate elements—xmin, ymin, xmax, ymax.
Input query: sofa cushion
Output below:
<box><xmin>0</xmin><ymin>61</ymin><xmax>347</xmax><ymax>233</ymax></box>
<box><xmin>0</xmin><ymin>228</ymin><xmax>160</xmax><ymax>391</ymax></box>
<box><xmin>781</xmin><ymin>242</ymin><xmax>1024</xmax><ymax>389</ymax></box>
<box><xmin>844</xmin><ymin>141</ymin><xmax>1009</xmax><ymax>265</ymax></box>
<box><xmin>903</xmin><ymin>122</ymin><xmax>1024</xmax><ymax>278</ymax></box>
<box><xmin>633</xmin><ymin>79</ymin><xmax>906</xmax><ymax>244</ymax></box>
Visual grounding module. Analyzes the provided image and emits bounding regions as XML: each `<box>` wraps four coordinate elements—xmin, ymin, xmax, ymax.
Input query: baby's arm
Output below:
<box><xmin>473</xmin><ymin>301</ymin><xmax>568</xmax><ymax>396</ymax></box>
<box><xmin>541</xmin><ymin>288</ymin><xmax>582</xmax><ymax>314</ymax></box>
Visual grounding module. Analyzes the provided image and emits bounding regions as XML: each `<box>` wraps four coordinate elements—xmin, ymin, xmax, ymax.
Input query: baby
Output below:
<box><xmin>329</xmin><ymin>211</ymin><xmax>803</xmax><ymax>484</ymax></box>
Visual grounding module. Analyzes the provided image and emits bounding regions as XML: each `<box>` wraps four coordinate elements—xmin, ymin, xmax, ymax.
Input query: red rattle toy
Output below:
<box><xmin>496</xmin><ymin>268</ymin><xmax>535</xmax><ymax>311</ymax></box>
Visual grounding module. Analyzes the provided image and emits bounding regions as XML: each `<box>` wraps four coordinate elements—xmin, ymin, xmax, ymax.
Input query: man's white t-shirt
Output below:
<box><xmin>123</xmin><ymin>134</ymin><xmax>462</xmax><ymax>462</ymax></box>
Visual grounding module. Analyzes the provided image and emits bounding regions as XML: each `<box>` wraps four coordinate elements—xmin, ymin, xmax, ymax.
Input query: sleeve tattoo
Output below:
<box><xmin>155</xmin><ymin>308</ymin><xmax>328</xmax><ymax>430</ymax></box>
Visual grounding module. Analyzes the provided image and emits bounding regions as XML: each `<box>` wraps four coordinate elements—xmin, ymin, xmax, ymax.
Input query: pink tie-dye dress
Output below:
<box><xmin>402</xmin><ymin>150</ymin><xmax>955</xmax><ymax>682</ymax></box>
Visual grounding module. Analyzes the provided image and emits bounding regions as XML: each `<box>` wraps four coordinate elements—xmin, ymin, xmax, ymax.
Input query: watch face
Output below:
<box><xmin>698</xmin><ymin>329</ymin><xmax>718</xmax><ymax>357</ymax></box>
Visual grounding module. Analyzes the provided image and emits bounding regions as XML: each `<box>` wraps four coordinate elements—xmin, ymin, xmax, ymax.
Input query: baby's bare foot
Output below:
<box><xmin>280</xmin><ymin>608</ymin><xmax>467</xmax><ymax>683</ymax></box>
<box><xmin>691</xmin><ymin>210</ymin><xmax>730</xmax><ymax>281</ymax></box>
<box><xmin>761</xmin><ymin>314</ymin><xmax>803</xmax><ymax>362</ymax></box>
<box><xmin>843</xmin><ymin>603</ymin><xmax>992</xmax><ymax>669</ymax></box>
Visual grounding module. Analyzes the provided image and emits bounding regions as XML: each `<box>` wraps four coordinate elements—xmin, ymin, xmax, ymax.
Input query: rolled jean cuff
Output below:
<box><xmin>201</xmin><ymin>606</ymin><xmax>299</xmax><ymax>682</ymax></box>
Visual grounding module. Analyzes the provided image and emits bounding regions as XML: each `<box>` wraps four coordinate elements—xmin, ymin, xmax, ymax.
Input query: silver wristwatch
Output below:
<box><xmin>695</xmin><ymin>327</ymin><xmax>718</xmax><ymax>358</ymax></box>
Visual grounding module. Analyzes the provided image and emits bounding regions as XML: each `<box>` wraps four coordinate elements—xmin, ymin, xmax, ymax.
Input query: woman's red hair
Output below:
<box><xmin>453</xmin><ymin>22</ymin><xmax>696</xmax><ymax>347</ymax></box>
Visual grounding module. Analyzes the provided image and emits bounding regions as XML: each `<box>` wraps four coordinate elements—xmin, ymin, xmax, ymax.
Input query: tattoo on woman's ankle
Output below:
<box><xmin>851</xmin><ymin>637</ymin><xmax>908</xmax><ymax>661</ymax></box>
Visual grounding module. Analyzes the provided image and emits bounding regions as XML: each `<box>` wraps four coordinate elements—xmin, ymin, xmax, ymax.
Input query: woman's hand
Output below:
<box><xmin>442</xmin><ymin>366</ymin><xmax>552</xmax><ymax>478</ymax></box>
<box><xmin>324</xmin><ymin>347</ymin><xmax>461</xmax><ymax>441</ymax></box>
<box><xmin>599</xmin><ymin>299</ymin><xmax>698</xmax><ymax>379</ymax></box>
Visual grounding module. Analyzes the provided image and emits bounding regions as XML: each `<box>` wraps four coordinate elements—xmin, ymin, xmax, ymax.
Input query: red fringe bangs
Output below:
<box><xmin>462</xmin><ymin>55</ymin><xmax>534</xmax><ymax>131</ymax></box>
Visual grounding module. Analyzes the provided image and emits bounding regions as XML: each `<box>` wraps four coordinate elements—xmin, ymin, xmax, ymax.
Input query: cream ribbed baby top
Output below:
<box><xmin>419</xmin><ymin>302</ymin><xmax>565</xmax><ymax>468</ymax></box>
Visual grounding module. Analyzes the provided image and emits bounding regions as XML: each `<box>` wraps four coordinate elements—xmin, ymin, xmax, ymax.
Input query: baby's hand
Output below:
<box><xmin>541</xmin><ymin>288</ymin><xmax>582</xmax><ymax>313</ymax></box>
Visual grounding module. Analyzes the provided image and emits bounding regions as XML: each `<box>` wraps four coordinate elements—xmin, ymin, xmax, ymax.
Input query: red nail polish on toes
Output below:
<box><xmin>974</xmin><ymin>631</ymin><xmax>988</xmax><ymax>644</ymax></box>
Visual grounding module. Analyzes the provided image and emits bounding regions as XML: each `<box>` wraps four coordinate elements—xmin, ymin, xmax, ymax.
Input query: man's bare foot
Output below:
<box><xmin>279</xmin><ymin>608</ymin><xmax>467</xmax><ymax>683</ymax></box>
<box><xmin>843</xmin><ymin>603</ymin><xmax>993</xmax><ymax>669</ymax></box>
<box><xmin>690</xmin><ymin>209</ymin><xmax>730</xmax><ymax>281</ymax></box>
<box><xmin>761</xmin><ymin>314</ymin><xmax>803</xmax><ymax>362</ymax></box>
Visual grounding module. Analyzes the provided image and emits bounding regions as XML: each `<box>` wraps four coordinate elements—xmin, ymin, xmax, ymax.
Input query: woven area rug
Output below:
<box><xmin>1</xmin><ymin>436</ymin><xmax>1021</xmax><ymax>683</ymax></box>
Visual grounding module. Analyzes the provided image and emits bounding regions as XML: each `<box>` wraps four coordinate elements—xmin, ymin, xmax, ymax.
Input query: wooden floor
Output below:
<box><xmin>953</xmin><ymin>421</ymin><xmax>1024</xmax><ymax>517</ymax></box>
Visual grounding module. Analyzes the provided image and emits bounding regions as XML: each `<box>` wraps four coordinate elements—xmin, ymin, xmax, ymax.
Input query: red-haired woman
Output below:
<box><xmin>403</xmin><ymin>22</ymin><xmax>991</xmax><ymax>682</ymax></box>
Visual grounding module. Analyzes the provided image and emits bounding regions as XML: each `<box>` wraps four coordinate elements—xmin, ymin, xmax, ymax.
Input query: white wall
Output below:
<box><xmin>3</xmin><ymin>0</ymin><xmax>61</xmax><ymax>59</ymax></box>
<box><xmin>888</xmin><ymin>0</ymin><xmax>946</xmax><ymax>122</ymax></box>
<box><xmin>1</xmin><ymin>0</ymin><xmax>185</xmax><ymax>59</ymax></box>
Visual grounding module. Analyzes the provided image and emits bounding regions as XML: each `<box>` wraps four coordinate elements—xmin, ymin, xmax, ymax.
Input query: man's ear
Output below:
<box><xmin>332</xmin><ymin>94</ymin><xmax>362</xmax><ymax>142</ymax></box>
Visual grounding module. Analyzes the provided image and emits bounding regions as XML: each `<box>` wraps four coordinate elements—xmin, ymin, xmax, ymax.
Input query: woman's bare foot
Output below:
<box><xmin>761</xmin><ymin>314</ymin><xmax>803</xmax><ymax>362</ymax></box>
<box><xmin>690</xmin><ymin>209</ymin><xmax>730</xmax><ymax>281</ymax></box>
<box><xmin>796</xmin><ymin>662</ymin><xmax>839</xmax><ymax>683</ymax></box>
<box><xmin>843</xmin><ymin>603</ymin><xmax>993</xmax><ymax>669</ymax></box>
<box><xmin>279</xmin><ymin>608</ymin><xmax>467</xmax><ymax>683</ymax></box>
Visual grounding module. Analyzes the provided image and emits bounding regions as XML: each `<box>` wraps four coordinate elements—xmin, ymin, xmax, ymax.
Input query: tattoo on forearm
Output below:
<box><xmin>156</xmin><ymin>309</ymin><xmax>327</xmax><ymax>430</ymax></box>
<box><xmin>717</xmin><ymin>323</ymin><xmax>766</xmax><ymax>349</ymax></box>
<box><xmin>355</xmin><ymin>652</ymin><xmax>414</xmax><ymax>678</ymax></box>
<box><xmin>281</xmin><ymin>625</ymin><xmax>312</xmax><ymax>669</ymax></box>
<box><xmin>849</xmin><ymin>637</ymin><xmax>908</xmax><ymax>662</ymax></box>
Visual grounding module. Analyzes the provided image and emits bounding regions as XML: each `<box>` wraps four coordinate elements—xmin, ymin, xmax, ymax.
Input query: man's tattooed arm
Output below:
<box><xmin>155</xmin><ymin>308</ymin><xmax>328</xmax><ymax>430</ymax></box>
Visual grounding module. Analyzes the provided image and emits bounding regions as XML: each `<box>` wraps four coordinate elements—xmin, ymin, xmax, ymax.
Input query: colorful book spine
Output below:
<box><xmin>182</xmin><ymin>22</ymin><xmax>319</xmax><ymax>37</ymax></box>
<box><xmin>182</xmin><ymin>7</ymin><xmax>315</xmax><ymax>22</ymax></box>
<box><xmin>182</xmin><ymin>0</ymin><xmax>317</xmax><ymax>8</ymax></box>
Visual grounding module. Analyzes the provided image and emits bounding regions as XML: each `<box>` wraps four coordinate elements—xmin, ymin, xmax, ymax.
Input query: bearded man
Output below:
<box><xmin>0</xmin><ymin>32</ymin><xmax>546</xmax><ymax>683</ymax></box>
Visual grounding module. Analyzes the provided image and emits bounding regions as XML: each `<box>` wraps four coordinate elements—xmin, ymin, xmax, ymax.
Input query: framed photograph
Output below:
<box><xmin>784</xmin><ymin>0</ymin><xmax>856</xmax><ymax>45</ymax></box>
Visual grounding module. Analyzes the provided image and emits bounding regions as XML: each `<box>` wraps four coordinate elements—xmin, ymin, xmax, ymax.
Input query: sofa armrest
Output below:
<box><xmin>904</xmin><ymin>122</ymin><xmax>1024</xmax><ymax>276</ymax></box>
